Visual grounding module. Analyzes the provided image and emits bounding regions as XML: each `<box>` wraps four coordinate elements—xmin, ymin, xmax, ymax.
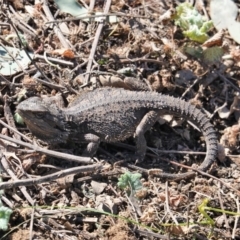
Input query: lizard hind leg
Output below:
<box><xmin>135</xmin><ymin>110</ymin><xmax>161</xmax><ymax>162</ymax></box>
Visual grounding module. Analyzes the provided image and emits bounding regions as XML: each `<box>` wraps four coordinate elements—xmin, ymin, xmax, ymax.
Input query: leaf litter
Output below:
<box><xmin>0</xmin><ymin>0</ymin><xmax>240</xmax><ymax>239</ymax></box>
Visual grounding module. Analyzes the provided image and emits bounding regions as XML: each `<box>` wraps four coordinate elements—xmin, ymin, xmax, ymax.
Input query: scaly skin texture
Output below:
<box><xmin>16</xmin><ymin>88</ymin><xmax>218</xmax><ymax>179</ymax></box>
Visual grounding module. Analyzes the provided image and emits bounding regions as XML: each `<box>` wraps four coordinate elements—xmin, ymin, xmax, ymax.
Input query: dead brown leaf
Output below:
<box><xmin>52</xmin><ymin>49</ymin><xmax>75</xmax><ymax>59</ymax></box>
<box><xmin>220</xmin><ymin>124</ymin><xmax>240</xmax><ymax>149</ymax></box>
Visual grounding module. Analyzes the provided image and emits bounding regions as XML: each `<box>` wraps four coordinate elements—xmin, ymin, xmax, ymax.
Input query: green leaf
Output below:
<box><xmin>117</xmin><ymin>172</ymin><xmax>142</xmax><ymax>192</ymax></box>
<box><xmin>228</xmin><ymin>20</ymin><xmax>240</xmax><ymax>44</ymax></box>
<box><xmin>54</xmin><ymin>0</ymin><xmax>88</xmax><ymax>17</ymax></box>
<box><xmin>0</xmin><ymin>204</ymin><xmax>12</xmax><ymax>231</ymax></box>
<box><xmin>183</xmin><ymin>26</ymin><xmax>209</xmax><ymax>43</ymax></box>
<box><xmin>174</xmin><ymin>2</ymin><xmax>213</xmax><ymax>43</ymax></box>
<box><xmin>203</xmin><ymin>46</ymin><xmax>224</xmax><ymax>64</ymax></box>
<box><xmin>14</xmin><ymin>113</ymin><xmax>25</xmax><ymax>125</ymax></box>
<box><xmin>210</xmin><ymin>0</ymin><xmax>240</xmax><ymax>44</ymax></box>
<box><xmin>54</xmin><ymin>0</ymin><xmax>118</xmax><ymax>22</ymax></box>
<box><xmin>183</xmin><ymin>44</ymin><xmax>203</xmax><ymax>59</ymax></box>
<box><xmin>0</xmin><ymin>46</ymin><xmax>33</xmax><ymax>76</ymax></box>
<box><xmin>210</xmin><ymin>0</ymin><xmax>238</xmax><ymax>31</ymax></box>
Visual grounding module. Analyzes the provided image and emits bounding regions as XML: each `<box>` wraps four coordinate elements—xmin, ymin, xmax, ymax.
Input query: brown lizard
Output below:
<box><xmin>16</xmin><ymin>88</ymin><xmax>218</xmax><ymax>179</ymax></box>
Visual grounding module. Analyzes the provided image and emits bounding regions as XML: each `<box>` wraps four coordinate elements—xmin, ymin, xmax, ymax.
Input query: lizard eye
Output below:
<box><xmin>35</xmin><ymin>113</ymin><xmax>44</xmax><ymax>119</ymax></box>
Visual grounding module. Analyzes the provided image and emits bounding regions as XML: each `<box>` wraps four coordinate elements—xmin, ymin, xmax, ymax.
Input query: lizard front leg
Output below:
<box><xmin>76</xmin><ymin>133</ymin><xmax>100</xmax><ymax>157</ymax></box>
<box><xmin>135</xmin><ymin>110</ymin><xmax>160</xmax><ymax>162</ymax></box>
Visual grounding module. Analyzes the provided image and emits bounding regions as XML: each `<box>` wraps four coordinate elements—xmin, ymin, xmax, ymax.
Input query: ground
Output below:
<box><xmin>0</xmin><ymin>0</ymin><xmax>240</xmax><ymax>239</ymax></box>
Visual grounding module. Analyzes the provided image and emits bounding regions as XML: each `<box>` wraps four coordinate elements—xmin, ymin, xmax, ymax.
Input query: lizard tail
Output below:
<box><xmin>156</xmin><ymin>95</ymin><xmax>218</xmax><ymax>179</ymax></box>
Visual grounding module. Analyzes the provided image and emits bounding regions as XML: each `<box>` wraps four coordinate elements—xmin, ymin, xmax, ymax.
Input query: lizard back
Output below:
<box><xmin>63</xmin><ymin>88</ymin><xmax>218</xmax><ymax>172</ymax></box>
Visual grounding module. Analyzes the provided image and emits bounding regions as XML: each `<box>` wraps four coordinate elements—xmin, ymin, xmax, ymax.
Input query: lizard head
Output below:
<box><xmin>16</xmin><ymin>96</ymin><xmax>69</xmax><ymax>144</ymax></box>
